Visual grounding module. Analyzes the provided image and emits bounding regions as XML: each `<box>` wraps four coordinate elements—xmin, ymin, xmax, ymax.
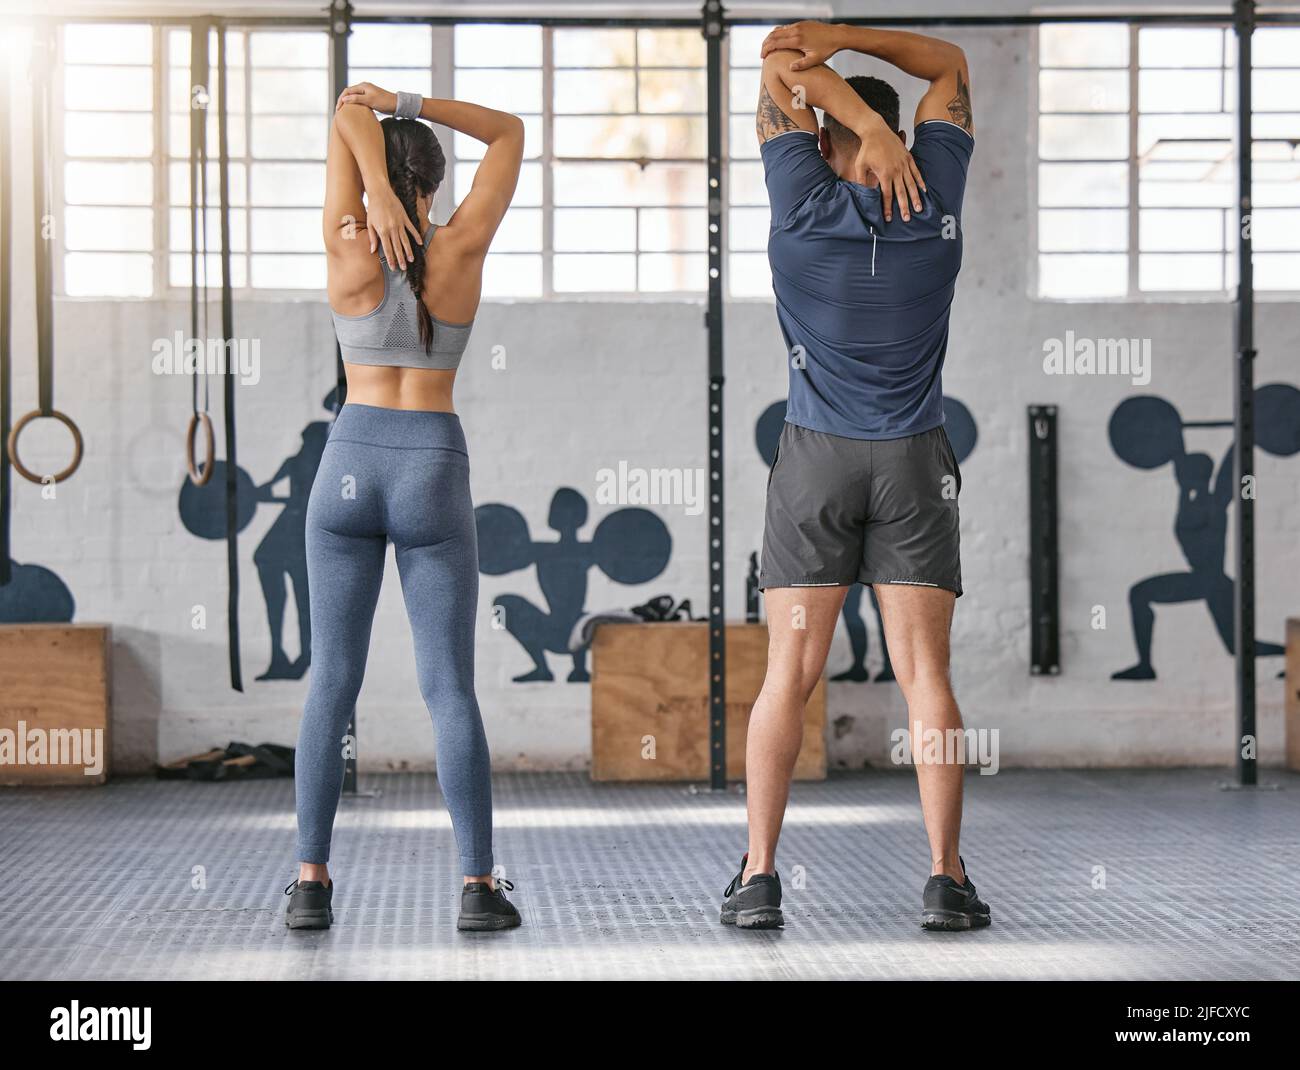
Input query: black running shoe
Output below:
<box><xmin>922</xmin><ymin>857</ymin><xmax>991</xmax><ymax>931</ymax></box>
<box><xmin>720</xmin><ymin>853</ymin><xmax>783</xmax><ymax>930</ymax></box>
<box><xmin>284</xmin><ymin>878</ymin><xmax>334</xmax><ymax>930</ymax></box>
<box><xmin>457</xmin><ymin>879</ymin><xmax>522</xmax><ymax>932</ymax></box>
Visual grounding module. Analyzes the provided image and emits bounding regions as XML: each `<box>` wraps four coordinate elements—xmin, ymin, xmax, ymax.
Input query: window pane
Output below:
<box><xmin>454</xmin><ymin>26</ymin><xmax>542</xmax><ymax>68</ymax></box>
<box><xmin>639</xmin><ymin>70</ymin><xmax>707</xmax><ymax>114</ymax></box>
<box><xmin>251</xmin><ymin>117</ymin><xmax>327</xmax><ymax>160</ymax></box>
<box><xmin>348</xmin><ymin>25</ymin><xmax>432</xmax><ymax>68</ymax></box>
<box><xmin>480</xmin><ymin>254</ymin><xmax>542</xmax><ymax>298</ymax></box>
<box><xmin>641</xmin><ymin>208</ymin><xmax>706</xmax><ymax>251</ymax></box>
<box><xmin>453</xmin><ymin>115</ymin><xmax>542</xmax><ymax>162</ymax></box>
<box><xmin>729</xmin><ymin>161</ymin><xmax>768</xmax><ymax>206</ymax></box>
<box><xmin>729</xmin><ymin>252</ymin><xmax>772</xmax><ymax>297</ymax></box>
<box><xmin>251</xmin><ymin>254</ymin><xmax>325</xmax><ymax>288</ymax></box>
<box><xmin>65</xmin><ymin>161</ymin><xmax>153</xmax><ymax>205</ymax></box>
<box><xmin>250</xmin><ymin>208</ymin><xmax>319</xmax><ymax>252</ymax></box>
<box><xmin>729</xmin><ymin>115</ymin><xmax>760</xmax><ymax>160</ymax></box>
<box><xmin>65</xmin><ymin>113</ymin><xmax>152</xmax><ymax>157</ymax></box>
<box><xmin>553</xmin><ymin>116</ymin><xmax>705</xmax><ymax>159</ymax></box>
<box><xmin>1138</xmin><ymin>253</ymin><xmax>1222</xmax><ymax>290</ymax></box>
<box><xmin>1140</xmin><ymin>208</ymin><xmax>1224</xmax><ymax>251</ymax></box>
<box><xmin>1038</xmin><ymin>208</ymin><xmax>1127</xmax><ymax>252</ymax></box>
<box><xmin>250</xmin><ymin>69</ymin><xmax>328</xmax><ymax>114</ymax></box>
<box><xmin>170</xmin><ymin>252</ymin><xmax>247</xmax><ymax>289</ymax></box>
<box><xmin>553</xmin><ymin>29</ymin><xmax>635</xmax><ymax>68</ymax></box>
<box><xmin>1039</xmin><ymin>24</ymin><xmax>1129</xmax><ymax>69</ymax></box>
<box><xmin>554</xmin><ymin>70</ymin><xmax>637</xmax><ymax>114</ymax></box>
<box><xmin>454</xmin><ymin>161</ymin><xmax>542</xmax><ymax>207</ymax></box>
<box><xmin>1253</xmin><ymin>71</ymin><xmax>1300</xmax><ymax>112</ymax></box>
<box><xmin>249</xmin><ymin>32</ymin><xmax>326</xmax><ymax>68</ymax></box>
<box><xmin>1038</xmin><ymin>162</ymin><xmax>1128</xmax><ymax>207</ymax></box>
<box><xmin>1253</xmin><ymin>209</ymin><xmax>1300</xmax><ymax>251</ymax></box>
<box><xmin>170</xmin><ymin>208</ymin><xmax>248</xmax><ymax>252</ymax></box>
<box><xmin>554</xmin><ymin>253</ymin><xmax>636</xmax><ymax>292</ymax></box>
<box><xmin>65</xmin><ymin>206</ymin><xmax>152</xmax><ymax>251</ymax></box>
<box><xmin>486</xmin><ymin>208</ymin><xmax>543</xmax><ymax>253</ymax></box>
<box><xmin>1038</xmin><ymin>70</ymin><xmax>1128</xmax><ymax>113</ymax></box>
<box><xmin>728</xmin><ymin>206</ymin><xmax>770</xmax><ymax>251</ymax></box>
<box><xmin>1255</xmin><ymin>253</ymin><xmax>1300</xmax><ymax>289</ymax></box>
<box><xmin>554</xmin><ymin>208</ymin><xmax>636</xmax><ymax>252</ymax></box>
<box><xmin>637</xmin><ymin>29</ymin><xmax>705</xmax><ymax>67</ymax></box>
<box><xmin>728</xmin><ymin>27</ymin><xmax>772</xmax><ymax>68</ymax></box>
<box><xmin>1139</xmin><ymin>28</ymin><xmax>1224</xmax><ymax>68</ymax></box>
<box><xmin>455</xmin><ymin>69</ymin><xmax>542</xmax><ymax>113</ymax></box>
<box><xmin>553</xmin><ymin>162</ymin><xmax>705</xmax><ymax>207</ymax></box>
<box><xmin>639</xmin><ymin>253</ymin><xmax>705</xmax><ymax>291</ymax></box>
<box><xmin>64</xmin><ymin>252</ymin><xmax>153</xmax><ymax>296</ymax></box>
<box><xmin>64</xmin><ymin>24</ymin><xmax>151</xmax><ymax>65</ymax></box>
<box><xmin>1253</xmin><ymin>28</ymin><xmax>1300</xmax><ymax>67</ymax></box>
<box><xmin>1038</xmin><ymin>115</ymin><xmax>1128</xmax><ymax>160</ymax></box>
<box><xmin>250</xmin><ymin>163</ymin><xmax>324</xmax><ymax>206</ymax></box>
<box><xmin>1139</xmin><ymin>70</ymin><xmax>1223</xmax><ymax>114</ymax></box>
<box><xmin>64</xmin><ymin>65</ymin><xmax>153</xmax><ymax>111</ymax></box>
<box><xmin>1038</xmin><ymin>253</ymin><xmax>1128</xmax><ymax>297</ymax></box>
<box><xmin>169</xmin><ymin>161</ymin><xmax>249</xmax><ymax>208</ymax></box>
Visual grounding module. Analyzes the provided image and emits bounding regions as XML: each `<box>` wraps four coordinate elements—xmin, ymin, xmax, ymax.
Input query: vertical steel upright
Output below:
<box><xmin>1232</xmin><ymin>0</ymin><xmax>1257</xmax><ymax>787</ymax></box>
<box><xmin>703</xmin><ymin>1</ymin><xmax>727</xmax><ymax>791</ymax></box>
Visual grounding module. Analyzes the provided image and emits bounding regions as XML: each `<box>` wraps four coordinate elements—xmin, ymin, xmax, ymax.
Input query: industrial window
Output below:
<box><xmin>727</xmin><ymin>25</ymin><xmax>776</xmax><ymax>298</ymax></box>
<box><xmin>60</xmin><ymin>23</ymin><xmax>156</xmax><ymax>298</ymax></box>
<box><xmin>165</xmin><ymin>26</ymin><xmax>330</xmax><ymax>292</ymax></box>
<box><xmin>452</xmin><ymin>24</ymin><xmax>708</xmax><ymax>297</ymax></box>
<box><xmin>1037</xmin><ymin>22</ymin><xmax>1300</xmax><ymax>299</ymax></box>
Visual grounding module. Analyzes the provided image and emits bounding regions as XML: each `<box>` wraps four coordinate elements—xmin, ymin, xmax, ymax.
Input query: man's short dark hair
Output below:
<box><xmin>823</xmin><ymin>75</ymin><xmax>901</xmax><ymax>146</ymax></box>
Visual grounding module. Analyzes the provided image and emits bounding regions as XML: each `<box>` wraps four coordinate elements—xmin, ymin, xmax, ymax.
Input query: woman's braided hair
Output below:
<box><xmin>379</xmin><ymin>117</ymin><xmax>446</xmax><ymax>354</ymax></box>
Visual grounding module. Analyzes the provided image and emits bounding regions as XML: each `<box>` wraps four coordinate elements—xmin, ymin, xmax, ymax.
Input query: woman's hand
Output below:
<box><xmin>760</xmin><ymin>21</ymin><xmax>844</xmax><ymax>70</ymax></box>
<box><xmin>336</xmin><ymin>82</ymin><xmax>398</xmax><ymax>115</ymax></box>
<box><xmin>364</xmin><ymin>185</ymin><xmax>422</xmax><ymax>270</ymax></box>
<box><xmin>853</xmin><ymin>121</ymin><xmax>925</xmax><ymax>223</ymax></box>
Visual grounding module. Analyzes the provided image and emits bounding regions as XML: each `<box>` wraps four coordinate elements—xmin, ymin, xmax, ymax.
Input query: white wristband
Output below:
<box><xmin>395</xmin><ymin>91</ymin><xmax>422</xmax><ymax>119</ymax></box>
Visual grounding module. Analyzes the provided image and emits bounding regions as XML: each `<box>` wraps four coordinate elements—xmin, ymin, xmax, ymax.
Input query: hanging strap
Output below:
<box><xmin>216</xmin><ymin>25</ymin><xmax>243</xmax><ymax>692</ymax></box>
<box><xmin>6</xmin><ymin>27</ymin><xmax>83</xmax><ymax>487</ymax></box>
<box><xmin>186</xmin><ymin>19</ymin><xmax>215</xmax><ymax>487</ymax></box>
<box><xmin>0</xmin><ymin>58</ymin><xmax>12</xmax><ymax>584</ymax></box>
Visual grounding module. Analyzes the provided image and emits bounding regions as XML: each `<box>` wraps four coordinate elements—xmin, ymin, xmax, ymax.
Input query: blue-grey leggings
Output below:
<box><xmin>295</xmin><ymin>403</ymin><xmax>493</xmax><ymax>876</ymax></box>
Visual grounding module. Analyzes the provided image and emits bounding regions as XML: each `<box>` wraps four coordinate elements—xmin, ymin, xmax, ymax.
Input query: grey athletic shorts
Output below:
<box><xmin>759</xmin><ymin>422</ymin><xmax>963</xmax><ymax>597</ymax></box>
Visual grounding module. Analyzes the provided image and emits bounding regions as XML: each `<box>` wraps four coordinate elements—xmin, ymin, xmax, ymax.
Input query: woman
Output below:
<box><xmin>284</xmin><ymin>83</ymin><xmax>524</xmax><ymax>932</ymax></box>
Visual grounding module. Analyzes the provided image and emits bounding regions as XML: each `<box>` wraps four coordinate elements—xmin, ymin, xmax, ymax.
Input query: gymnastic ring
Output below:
<box><xmin>186</xmin><ymin>411</ymin><xmax>215</xmax><ymax>487</ymax></box>
<box><xmin>6</xmin><ymin>409</ymin><xmax>84</xmax><ymax>485</ymax></box>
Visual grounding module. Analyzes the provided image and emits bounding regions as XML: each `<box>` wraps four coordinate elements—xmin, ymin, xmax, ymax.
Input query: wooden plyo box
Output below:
<box><xmin>590</xmin><ymin>621</ymin><xmax>825</xmax><ymax>782</ymax></box>
<box><xmin>0</xmin><ymin>624</ymin><xmax>111</xmax><ymax>785</ymax></box>
<box><xmin>1287</xmin><ymin>618</ymin><xmax>1300</xmax><ymax>772</ymax></box>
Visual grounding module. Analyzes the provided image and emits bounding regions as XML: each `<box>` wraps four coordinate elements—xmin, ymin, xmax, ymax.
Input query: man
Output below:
<box><xmin>720</xmin><ymin>22</ymin><xmax>989</xmax><ymax>932</ymax></box>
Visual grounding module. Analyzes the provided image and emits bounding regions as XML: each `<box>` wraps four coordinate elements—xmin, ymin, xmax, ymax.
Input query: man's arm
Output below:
<box><xmin>762</xmin><ymin>22</ymin><xmax>973</xmax><ymax>136</ymax></box>
<box><xmin>759</xmin><ymin>48</ymin><xmax>924</xmax><ymax>221</ymax></box>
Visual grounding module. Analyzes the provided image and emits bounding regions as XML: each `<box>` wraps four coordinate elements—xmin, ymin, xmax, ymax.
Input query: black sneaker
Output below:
<box><xmin>720</xmin><ymin>853</ymin><xmax>783</xmax><ymax>930</ymax></box>
<box><xmin>922</xmin><ymin>857</ymin><xmax>991</xmax><ymax>931</ymax></box>
<box><xmin>457</xmin><ymin>879</ymin><xmax>522</xmax><ymax>932</ymax></box>
<box><xmin>284</xmin><ymin>878</ymin><xmax>334</xmax><ymax>930</ymax></box>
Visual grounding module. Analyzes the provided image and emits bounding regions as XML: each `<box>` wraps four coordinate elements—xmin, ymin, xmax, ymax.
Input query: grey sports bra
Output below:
<box><xmin>330</xmin><ymin>224</ymin><xmax>473</xmax><ymax>370</ymax></box>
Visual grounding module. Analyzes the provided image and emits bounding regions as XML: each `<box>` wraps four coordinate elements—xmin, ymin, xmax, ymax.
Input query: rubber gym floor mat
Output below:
<box><xmin>1</xmin><ymin>769</ymin><xmax>1297</xmax><ymax>981</ymax></box>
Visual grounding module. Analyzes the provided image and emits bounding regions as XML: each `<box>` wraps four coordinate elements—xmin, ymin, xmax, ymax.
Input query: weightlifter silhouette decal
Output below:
<box><xmin>476</xmin><ymin>488</ymin><xmax>672</xmax><ymax>683</ymax></box>
<box><xmin>1108</xmin><ymin>383</ymin><xmax>1300</xmax><ymax>680</ymax></box>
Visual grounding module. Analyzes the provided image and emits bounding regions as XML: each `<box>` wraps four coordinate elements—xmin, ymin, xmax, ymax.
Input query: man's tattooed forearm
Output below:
<box><xmin>947</xmin><ymin>69</ymin><xmax>973</xmax><ymax>132</ymax></box>
<box><xmin>757</xmin><ymin>84</ymin><xmax>800</xmax><ymax>143</ymax></box>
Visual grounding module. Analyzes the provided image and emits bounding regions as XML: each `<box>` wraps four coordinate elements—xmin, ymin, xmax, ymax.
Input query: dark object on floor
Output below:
<box><xmin>156</xmin><ymin>741</ymin><xmax>295</xmax><ymax>781</ymax></box>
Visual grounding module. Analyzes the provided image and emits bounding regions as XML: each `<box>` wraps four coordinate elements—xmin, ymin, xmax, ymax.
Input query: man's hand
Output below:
<box><xmin>364</xmin><ymin>185</ymin><xmax>422</xmax><ymax>270</ymax></box>
<box><xmin>761</xmin><ymin>22</ymin><xmax>844</xmax><ymax>71</ymax></box>
<box><xmin>854</xmin><ymin>119</ymin><xmax>925</xmax><ymax>223</ymax></box>
<box><xmin>336</xmin><ymin>82</ymin><xmax>397</xmax><ymax>115</ymax></box>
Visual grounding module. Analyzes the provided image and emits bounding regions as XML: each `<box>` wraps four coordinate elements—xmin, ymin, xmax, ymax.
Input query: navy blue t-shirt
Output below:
<box><xmin>762</xmin><ymin>120</ymin><xmax>974</xmax><ymax>440</ymax></box>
